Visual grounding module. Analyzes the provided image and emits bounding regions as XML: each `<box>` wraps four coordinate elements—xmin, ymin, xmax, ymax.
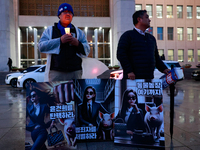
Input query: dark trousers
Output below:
<box><xmin>8</xmin><ymin>65</ymin><xmax>12</xmax><ymax>72</ymax></box>
<box><xmin>31</xmin><ymin>127</ymin><xmax>47</xmax><ymax>150</ymax></box>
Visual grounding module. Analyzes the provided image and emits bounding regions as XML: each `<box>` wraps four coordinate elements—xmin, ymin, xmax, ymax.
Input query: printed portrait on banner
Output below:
<box><xmin>114</xmin><ymin>79</ymin><xmax>165</xmax><ymax>148</ymax></box>
<box><xmin>25</xmin><ymin>81</ymin><xmax>77</xmax><ymax>150</ymax></box>
<box><xmin>74</xmin><ymin>79</ymin><xmax>115</xmax><ymax>141</ymax></box>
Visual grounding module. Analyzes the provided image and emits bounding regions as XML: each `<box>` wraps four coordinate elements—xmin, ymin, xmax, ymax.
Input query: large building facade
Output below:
<box><xmin>0</xmin><ymin>0</ymin><xmax>135</xmax><ymax>71</ymax></box>
<box><xmin>135</xmin><ymin>0</ymin><xmax>200</xmax><ymax>68</ymax></box>
<box><xmin>0</xmin><ymin>0</ymin><xmax>200</xmax><ymax>71</ymax></box>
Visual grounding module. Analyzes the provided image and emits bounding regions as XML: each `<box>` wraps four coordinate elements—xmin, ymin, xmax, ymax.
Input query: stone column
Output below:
<box><xmin>14</xmin><ymin>0</ymin><xmax>20</xmax><ymax>68</ymax></box>
<box><xmin>0</xmin><ymin>0</ymin><xmax>16</xmax><ymax>71</ymax></box>
<box><xmin>34</xmin><ymin>28</ymin><xmax>38</xmax><ymax>65</ymax></box>
<box><xmin>110</xmin><ymin>0</ymin><xmax>135</xmax><ymax>66</ymax></box>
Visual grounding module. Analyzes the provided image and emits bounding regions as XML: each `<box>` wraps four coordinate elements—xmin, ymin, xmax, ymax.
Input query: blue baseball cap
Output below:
<box><xmin>57</xmin><ymin>3</ymin><xmax>74</xmax><ymax>17</ymax></box>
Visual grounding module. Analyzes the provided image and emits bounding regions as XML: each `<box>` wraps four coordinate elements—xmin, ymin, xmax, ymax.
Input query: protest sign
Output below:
<box><xmin>74</xmin><ymin>79</ymin><xmax>115</xmax><ymax>141</ymax></box>
<box><xmin>114</xmin><ymin>79</ymin><xmax>165</xmax><ymax>148</ymax></box>
<box><xmin>25</xmin><ymin>79</ymin><xmax>165</xmax><ymax>149</ymax></box>
<box><xmin>25</xmin><ymin>81</ymin><xmax>77</xmax><ymax>149</ymax></box>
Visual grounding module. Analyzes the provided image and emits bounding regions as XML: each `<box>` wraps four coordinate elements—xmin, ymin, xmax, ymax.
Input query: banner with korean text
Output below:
<box><xmin>114</xmin><ymin>79</ymin><xmax>165</xmax><ymax>149</ymax></box>
<box><xmin>25</xmin><ymin>79</ymin><xmax>165</xmax><ymax>149</ymax></box>
<box><xmin>74</xmin><ymin>79</ymin><xmax>115</xmax><ymax>141</ymax></box>
<box><xmin>25</xmin><ymin>81</ymin><xmax>77</xmax><ymax>149</ymax></box>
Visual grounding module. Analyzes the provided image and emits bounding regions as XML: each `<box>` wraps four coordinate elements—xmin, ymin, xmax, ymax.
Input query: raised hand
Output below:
<box><xmin>53</xmin><ymin>82</ymin><xmax>74</xmax><ymax>104</ymax></box>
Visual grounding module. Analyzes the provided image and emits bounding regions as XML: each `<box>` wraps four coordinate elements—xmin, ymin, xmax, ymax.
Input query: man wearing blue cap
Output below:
<box><xmin>38</xmin><ymin>3</ymin><xmax>90</xmax><ymax>82</ymax></box>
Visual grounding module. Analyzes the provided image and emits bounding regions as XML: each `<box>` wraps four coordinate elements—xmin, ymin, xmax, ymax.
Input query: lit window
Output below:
<box><xmin>187</xmin><ymin>6</ymin><xmax>193</xmax><ymax>19</ymax></box>
<box><xmin>197</xmin><ymin>6</ymin><xmax>200</xmax><ymax>19</ymax></box>
<box><xmin>178</xmin><ymin>49</ymin><xmax>184</xmax><ymax>62</ymax></box>
<box><xmin>168</xmin><ymin>49</ymin><xmax>174</xmax><ymax>61</ymax></box>
<box><xmin>177</xmin><ymin>5</ymin><xmax>183</xmax><ymax>18</ymax></box>
<box><xmin>168</xmin><ymin>27</ymin><xmax>173</xmax><ymax>40</ymax></box>
<box><xmin>187</xmin><ymin>27</ymin><xmax>193</xmax><ymax>41</ymax></box>
<box><xmin>81</xmin><ymin>27</ymin><xmax>111</xmax><ymax>66</ymax></box>
<box><xmin>135</xmin><ymin>4</ymin><xmax>142</xmax><ymax>11</ymax></box>
<box><xmin>158</xmin><ymin>49</ymin><xmax>164</xmax><ymax>56</ymax></box>
<box><xmin>167</xmin><ymin>5</ymin><xmax>173</xmax><ymax>18</ymax></box>
<box><xmin>198</xmin><ymin>50</ymin><xmax>200</xmax><ymax>62</ymax></box>
<box><xmin>177</xmin><ymin>27</ymin><xmax>184</xmax><ymax>41</ymax></box>
<box><xmin>188</xmin><ymin>49</ymin><xmax>194</xmax><ymax>62</ymax></box>
<box><xmin>146</xmin><ymin>4</ymin><xmax>153</xmax><ymax>18</ymax></box>
<box><xmin>197</xmin><ymin>28</ymin><xmax>200</xmax><ymax>40</ymax></box>
<box><xmin>19</xmin><ymin>0</ymin><xmax>109</xmax><ymax>17</ymax></box>
<box><xmin>156</xmin><ymin>5</ymin><xmax>163</xmax><ymax>18</ymax></box>
<box><xmin>20</xmin><ymin>27</ymin><xmax>46</xmax><ymax>68</ymax></box>
<box><xmin>157</xmin><ymin>27</ymin><xmax>163</xmax><ymax>40</ymax></box>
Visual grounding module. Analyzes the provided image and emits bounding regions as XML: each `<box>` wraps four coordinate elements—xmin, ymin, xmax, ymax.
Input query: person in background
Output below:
<box><xmin>117</xmin><ymin>10</ymin><xmax>170</xmax><ymax>80</ymax></box>
<box><xmin>38</xmin><ymin>3</ymin><xmax>90</xmax><ymax>82</ymax></box>
<box><xmin>7</xmin><ymin>57</ymin><xmax>12</xmax><ymax>72</ymax></box>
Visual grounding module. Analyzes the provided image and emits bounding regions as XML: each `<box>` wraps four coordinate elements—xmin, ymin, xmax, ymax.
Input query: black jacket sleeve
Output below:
<box><xmin>117</xmin><ymin>31</ymin><xmax>133</xmax><ymax>74</ymax></box>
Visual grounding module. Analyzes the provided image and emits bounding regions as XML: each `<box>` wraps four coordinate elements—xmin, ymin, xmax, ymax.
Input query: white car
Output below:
<box><xmin>5</xmin><ymin>65</ymin><xmax>44</xmax><ymax>88</ymax></box>
<box><xmin>17</xmin><ymin>65</ymin><xmax>46</xmax><ymax>88</ymax></box>
<box><xmin>110</xmin><ymin>60</ymin><xmax>184</xmax><ymax>80</ymax></box>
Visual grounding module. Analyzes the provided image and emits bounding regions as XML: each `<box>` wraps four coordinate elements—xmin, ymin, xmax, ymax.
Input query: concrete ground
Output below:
<box><xmin>0</xmin><ymin>69</ymin><xmax>200</xmax><ymax>150</ymax></box>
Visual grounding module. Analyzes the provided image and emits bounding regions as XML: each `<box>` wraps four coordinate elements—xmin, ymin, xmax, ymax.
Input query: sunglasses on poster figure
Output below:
<box><xmin>81</xmin><ymin>56</ymin><xmax>108</xmax><ymax>79</ymax></box>
<box><xmin>30</xmin><ymin>94</ymin><xmax>36</xmax><ymax>98</ymax></box>
<box><xmin>86</xmin><ymin>91</ymin><xmax>94</xmax><ymax>95</ymax></box>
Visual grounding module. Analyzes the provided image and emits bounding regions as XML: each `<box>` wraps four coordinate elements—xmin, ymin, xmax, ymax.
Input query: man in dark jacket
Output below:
<box><xmin>7</xmin><ymin>58</ymin><xmax>12</xmax><ymax>72</ymax></box>
<box><xmin>117</xmin><ymin>10</ymin><xmax>170</xmax><ymax>80</ymax></box>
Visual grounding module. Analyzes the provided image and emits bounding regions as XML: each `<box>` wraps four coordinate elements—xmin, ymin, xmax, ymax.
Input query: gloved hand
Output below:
<box><xmin>60</xmin><ymin>34</ymin><xmax>79</xmax><ymax>46</ymax></box>
<box><xmin>69</xmin><ymin>36</ymin><xmax>79</xmax><ymax>46</ymax></box>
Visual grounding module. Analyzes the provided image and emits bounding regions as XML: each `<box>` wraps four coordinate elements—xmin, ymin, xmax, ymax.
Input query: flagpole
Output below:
<box><xmin>170</xmin><ymin>65</ymin><xmax>175</xmax><ymax>139</ymax></box>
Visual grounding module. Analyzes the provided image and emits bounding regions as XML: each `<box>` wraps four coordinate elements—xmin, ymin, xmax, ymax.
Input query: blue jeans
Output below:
<box><xmin>31</xmin><ymin>127</ymin><xmax>47</xmax><ymax>150</ymax></box>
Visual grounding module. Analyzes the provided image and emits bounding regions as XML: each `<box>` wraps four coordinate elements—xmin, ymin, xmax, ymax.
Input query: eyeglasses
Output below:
<box><xmin>86</xmin><ymin>91</ymin><xmax>94</xmax><ymax>95</ymax></box>
<box><xmin>128</xmin><ymin>96</ymin><xmax>136</xmax><ymax>100</ymax></box>
<box><xmin>30</xmin><ymin>94</ymin><xmax>36</xmax><ymax>98</ymax></box>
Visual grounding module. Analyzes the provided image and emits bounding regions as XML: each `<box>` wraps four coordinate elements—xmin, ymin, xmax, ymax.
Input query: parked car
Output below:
<box><xmin>17</xmin><ymin>65</ymin><xmax>46</xmax><ymax>89</ymax></box>
<box><xmin>191</xmin><ymin>69</ymin><xmax>200</xmax><ymax>81</ymax></box>
<box><xmin>110</xmin><ymin>60</ymin><xmax>184</xmax><ymax>80</ymax></box>
<box><xmin>5</xmin><ymin>65</ymin><xmax>44</xmax><ymax>88</ymax></box>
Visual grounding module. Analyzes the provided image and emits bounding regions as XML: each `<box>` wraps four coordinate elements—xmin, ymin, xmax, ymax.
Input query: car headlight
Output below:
<box><xmin>6</xmin><ymin>75</ymin><xmax>11</xmax><ymax>79</ymax></box>
<box><xmin>18</xmin><ymin>74</ymin><xmax>25</xmax><ymax>80</ymax></box>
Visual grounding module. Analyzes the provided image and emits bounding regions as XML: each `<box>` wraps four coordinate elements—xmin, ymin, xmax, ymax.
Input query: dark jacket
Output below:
<box><xmin>126</xmin><ymin>108</ymin><xmax>146</xmax><ymax>132</ymax></box>
<box><xmin>78</xmin><ymin>102</ymin><xmax>108</xmax><ymax>127</ymax></box>
<box><xmin>7</xmin><ymin>58</ymin><xmax>12</xmax><ymax>66</ymax></box>
<box><xmin>50</xmin><ymin>23</ymin><xmax>85</xmax><ymax>72</ymax></box>
<box><xmin>115</xmin><ymin>107</ymin><xmax>146</xmax><ymax>132</ymax></box>
<box><xmin>26</xmin><ymin>103</ymin><xmax>51</xmax><ymax>132</ymax></box>
<box><xmin>117</xmin><ymin>29</ymin><xmax>167</xmax><ymax>79</ymax></box>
